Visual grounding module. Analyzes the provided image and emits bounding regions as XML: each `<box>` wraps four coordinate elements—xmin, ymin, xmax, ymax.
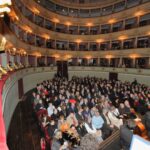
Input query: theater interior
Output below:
<box><xmin>0</xmin><ymin>0</ymin><xmax>150</xmax><ymax>150</ymax></box>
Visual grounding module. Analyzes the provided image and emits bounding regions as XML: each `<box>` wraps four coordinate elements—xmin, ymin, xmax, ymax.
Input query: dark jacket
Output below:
<box><xmin>120</xmin><ymin>125</ymin><xmax>133</xmax><ymax>150</ymax></box>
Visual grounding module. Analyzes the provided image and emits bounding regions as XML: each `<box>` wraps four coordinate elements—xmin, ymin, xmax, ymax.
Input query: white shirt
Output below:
<box><xmin>47</xmin><ymin>106</ymin><xmax>54</xmax><ymax>117</ymax></box>
<box><xmin>84</xmin><ymin>123</ymin><xmax>97</xmax><ymax>134</ymax></box>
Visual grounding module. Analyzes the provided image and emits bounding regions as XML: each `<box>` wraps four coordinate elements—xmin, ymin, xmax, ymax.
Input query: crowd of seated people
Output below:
<box><xmin>31</xmin><ymin>76</ymin><xmax>150</xmax><ymax>150</ymax></box>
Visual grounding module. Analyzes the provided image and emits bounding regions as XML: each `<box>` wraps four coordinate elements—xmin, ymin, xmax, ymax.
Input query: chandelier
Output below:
<box><xmin>0</xmin><ymin>0</ymin><xmax>12</xmax><ymax>17</ymax></box>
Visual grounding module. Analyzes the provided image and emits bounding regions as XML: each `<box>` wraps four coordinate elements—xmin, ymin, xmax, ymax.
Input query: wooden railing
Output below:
<box><xmin>99</xmin><ymin>130</ymin><xmax>120</xmax><ymax>150</ymax></box>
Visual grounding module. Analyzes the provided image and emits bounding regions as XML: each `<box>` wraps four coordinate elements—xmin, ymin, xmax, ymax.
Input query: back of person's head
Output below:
<box><xmin>127</xmin><ymin>119</ymin><xmax>136</xmax><ymax>130</ymax></box>
<box><xmin>79</xmin><ymin>134</ymin><xmax>99</xmax><ymax>150</ymax></box>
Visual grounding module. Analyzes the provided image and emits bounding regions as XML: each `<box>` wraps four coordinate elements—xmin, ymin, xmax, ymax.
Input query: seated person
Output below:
<box><xmin>82</xmin><ymin>106</ymin><xmax>91</xmax><ymax>121</ymax></box>
<box><xmin>66</xmin><ymin>111</ymin><xmax>78</xmax><ymax>127</ymax></box>
<box><xmin>58</xmin><ymin>115</ymin><xmax>69</xmax><ymax>132</ymax></box>
<box><xmin>67</xmin><ymin>103</ymin><xmax>78</xmax><ymax>114</ymax></box>
<box><xmin>51</xmin><ymin>108</ymin><xmax>59</xmax><ymax>121</ymax></box>
<box><xmin>76</xmin><ymin>120</ymin><xmax>87</xmax><ymax>137</ymax></box>
<box><xmin>119</xmin><ymin>103</ymin><xmax>129</xmax><ymax>119</ymax></box>
<box><xmin>75</xmin><ymin>107</ymin><xmax>84</xmax><ymax>122</ymax></box>
<box><xmin>41</xmin><ymin>115</ymin><xmax>49</xmax><ymax>128</ymax></box>
<box><xmin>47</xmin><ymin>119</ymin><xmax>57</xmax><ymax>138</ymax></box>
<box><xmin>51</xmin><ymin>131</ymin><xmax>69</xmax><ymax>150</ymax></box>
<box><xmin>92</xmin><ymin>110</ymin><xmax>104</xmax><ymax>130</ymax></box>
<box><xmin>47</xmin><ymin>103</ymin><xmax>54</xmax><ymax>117</ymax></box>
<box><xmin>124</xmin><ymin>100</ymin><xmax>131</xmax><ymax>115</ymax></box>
<box><xmin>35</xmin><ymin>100</ymin><xmax>45</xmax><ymax>112</ymax></box>
<box><xmin>101</xmin><ymin>109</ymin><xmax>116</xmax><ymax>139</ymax></box>
<box><xmin>84</xmin><ymin>119</ymin><xmax>103</xmax><ymax>143</ymax></box>
<box><xmin>120</xmin><ymin>119</ymin><xmax>136</xmax><ymax>150</ymax></box>
<box><xmin>107</xmin><ymin>106</ymin><xmax>123</xmax><ymax>129</ymax></box>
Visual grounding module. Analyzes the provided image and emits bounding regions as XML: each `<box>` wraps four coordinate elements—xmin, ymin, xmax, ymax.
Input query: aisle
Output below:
<box><xmin>7</xmin><ymin>91</ymin><xmax>41</xmax><ymax>150</ymax></box>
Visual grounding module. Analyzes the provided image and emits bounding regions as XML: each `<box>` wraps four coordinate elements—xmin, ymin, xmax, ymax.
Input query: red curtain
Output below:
<box><xmin>0</xmin><ymin>75</ymin><xmax>10</xmax><ymax>150</ymax></box>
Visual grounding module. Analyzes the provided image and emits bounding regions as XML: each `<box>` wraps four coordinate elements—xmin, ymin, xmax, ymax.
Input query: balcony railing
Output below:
<box><xmin>34</xmin><ymin>0</ymin><xmax>149</xmax><ymax>18</ymax></box>
<box><xmin>9</xmin><ymin>21</ymin><xmax>150</xmax><ymax>52</ymax></box>
<box><xmin>13</xmin><ymin>0</ymin><xmax>150</xmax><ymax>35</ymax></box>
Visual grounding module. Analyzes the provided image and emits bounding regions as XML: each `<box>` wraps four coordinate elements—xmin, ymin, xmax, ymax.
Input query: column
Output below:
<box><xmin>1</xmin><ymin>53</ymin><xmax>7</xmax><ymax>68</ymax></box>
<box><xmin>108</xmin><ymin>58</ymin><xmax>111</xmax><ymax>67</ymax></box>
<box><xmin>45</xmin><ymin>56</ymin><xmax>47</xmax><ymax>66</ymax></box>
<box><xmin>67</xmin><ymin>40</ymin><xmax>69</xmax><ymax>50</ymax></box>
<box><xmin>33</xmin><ymin>13</ymin><xmax>35</xmax><ymax>23</ymax></box>
<box><xmin>122</xmin><ymin>19</ymin><xmax>125</xmax><ymax>30</ymax></box>
<box><xmin>88</xmin><ymin>26</ymin><xmax>90</xmax><ymax>35</ymax></box>
<box><xmin>87</xmin><ymin>58</ymin><xmax>91</xmax><ymax>66</ymax></box>
<box><xmin>16</xmin><ymin>55</ymin><xmax>20</xmax><ymax>63</ymax></box>
<box><xmin>77</xmin><ymin>43</ymin><xmax>79</xmax><ymax>51</ymax></box>
<box><xmin>132</xmin><ymin>58</ymin><xmax>136</xmax><ymax>68</ymax></box>
<box><xmin>88</xmin><ymin>42</ymin><xmax>90</xmax><ymax>51</ymax></box>
<box><xmin>119</xmin><ymin>57</ymin><xmax>123</xmax><ymax>67</ymax></box>
<box><xmin>148</xmin><ymin>57</ymin><xmax>150</xmax><ymax>69</ymax></box>
<box><xmin>43</xmin><ymin>18</ymin><xmax>45</xmax><ymax>28</ymax></box>
<box><xmin>98</xmin><ymin>43</ymin><xmax>100</xmax><ymax>51</ymax></box>
<box><xmin>134</xmin><ymin>37</ymin><xmax>138</xmax><ymax>48</ymax></box>
<box><xmin>67</xmin><ymin>25</ymin><xmax>69</xmax><ymax>33</ymax></box>
<box><xmin>25</xmin><ymin>55</ymin><xmax>29</xmax><ymax>67</ymax></box>
<box><xmin>53</xmin><ymin>57</ymin><xmax>56</xmax><ymax>66</ymax></box>
<box><xmin>110</xmin><ymin>23</ymin><xmax>113</xmax><ymax>33</ymax></box>
<box><xmin>137</xmin><ymin>16</ymin><xmax>140</xmax><ymax>27</ymax></box>
<box><xmin>45</xmin><ymin>39</ymin><xmax>47</xmax><ymax>48</ymax></box>
<box><xmin>78</xmin><ymin>25</ymin><xmax>79</xmax><ymax>34</ymax></box>
<box><xmin>35</xmin><ymin>56</ymin><xmax>38</xmax><ymax>67</ymax></box>
<box><xmin>54</xmin><ymin>23</ymin><xmax>56</xmax><ymax>31</ymax></box>
<box><xmin>55</xmin><ymin>39</ymin><xmax>56</xmax><ymax>49</ymax></box>
<box><xmin>9</xmin><ymin>55</ymin><xmax>14</xmax><ymax>64</ymax></box>
<box><xmin>97</xmin><ymin>57</ymin><xmax>100</xmax><ymax>66</ymax></box>
<box><xmin>121</xmin><ymin>40</ymin><xmax>124</xmax><ymax>49</ymax></box>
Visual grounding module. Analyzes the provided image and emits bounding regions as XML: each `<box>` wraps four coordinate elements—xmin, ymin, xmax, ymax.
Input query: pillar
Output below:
<box><xmin>132</xmin><ymin>58</ymin><xmax>136</xmax><ymax>68</ymax></box>
<box><xmin>25</xmin><ymin>55</ymin><xmax>29</xmax><ymax>67</ymax></box>
<box><xmin>45</xmin><ymin>56</ymin><xmax>47</xmax><ymax>66</ymax></box>
<box><xmin>1</xmin><ymin>53</ymin><xmax>7</xmax><ymax>68</ymax></box>
<box><xmin>108</xmin><ymin>58</ymin><xmax>111</xmax><ymax>67</ymax></box>
<box><xmin>119</xmin><ymin>57</ymin><xmax>123</xmax><ymax>67</ymax></box>
<box><xmin>35</xmin><ymin>56</ymin><xmax>37</xmax><ymax>67</ymax></box>
<box><xmin>97</xmin><ymin>57</ymin><xmax>100</xmax><ymax>66</ymax></box>
<box><xmin>147</xmin><ymin>57</ymin><xmax>150</xmax><ymax>69</ymax></box>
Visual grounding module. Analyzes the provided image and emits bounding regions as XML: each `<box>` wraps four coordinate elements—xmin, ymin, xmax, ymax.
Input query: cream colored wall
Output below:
<box><xmin>2</xmin><ymin>66</ymin><xmax>150</xmax><ymax>134</ymax></box>
<box><xmin>2</xmin><ymin>67</ymin><xmax>56</xmax><ymax>134</ymax></box>
<box><xmin>23</xmin><ymin>70</ymin><xmax>56</xmax><ymax>93</ymax></box>
<box><xmin>118</xmin><ymin>74</ymin><xmax>150</xmax><ymax>85</ymax></box>
<box><xmin>3</xmin><ymin>81</ymin><xmax>19</xmax><ymax>135</ymax></box>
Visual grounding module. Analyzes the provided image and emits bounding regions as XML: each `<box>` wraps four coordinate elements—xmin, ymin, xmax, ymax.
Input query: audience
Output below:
<box><xmin>31</xmin><ymin>76</ymin><xmax>150</xmax><ymax>149</ymax></box>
